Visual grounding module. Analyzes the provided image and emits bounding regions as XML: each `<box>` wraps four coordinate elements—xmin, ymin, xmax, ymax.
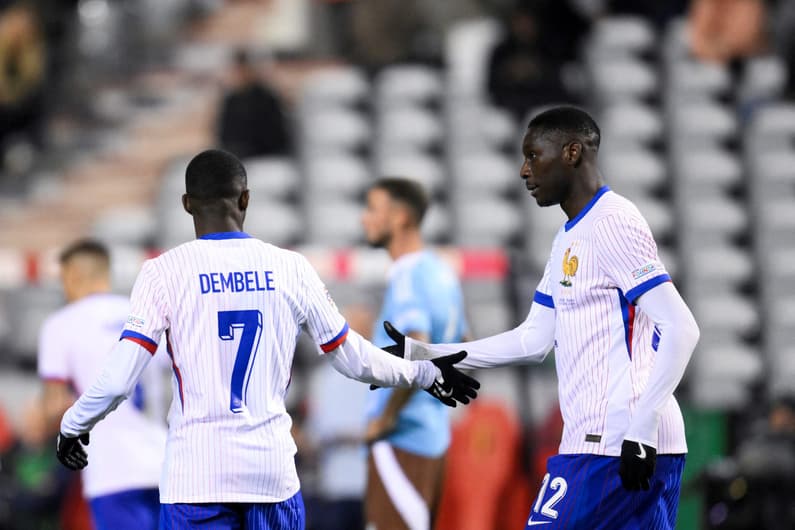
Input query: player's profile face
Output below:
<box><xmin>521</xmin><ymin>130</ymin><xmax>569</xmax><ymax>207</ymax></box>
<box><xmin>361</xmin><ymin>187</ymin><xmax>393</xmax><ymax>248</ymax></box>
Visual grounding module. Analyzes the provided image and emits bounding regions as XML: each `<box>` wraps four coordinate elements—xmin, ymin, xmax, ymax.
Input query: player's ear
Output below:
<box><xmin>239</xmin><ymin>189</ymin><xmax>249</xmax><ymax>211</ymax></box>
<box><xmin>563</xmin><ymin>142</ymin><xmax>583</xmax><ymax>167</ymax></box>
<box><xmin>182</xmin><ymin>194</ymin><xmax>192</xmax><ymax>215</ymax></box>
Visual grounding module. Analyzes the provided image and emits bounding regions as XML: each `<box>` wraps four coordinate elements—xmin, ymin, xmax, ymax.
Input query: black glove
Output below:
<box><xmin>56</xmin><ymin>432</ymin><xmax>89</xmax><ymax>471</ymax></box>
<box><xmin>424</xmin><ymin>350</ymin><xmax>480</xmax><ymax>407</ymax></box>
<box><xmin>619</xmin><ymin>439</ymin><xmax>656</xmax><ymax>491</ymax></box>
<box><xmin>369</xmin><ymin>321</ymin><xmax>411</xmax><ymax>390</ymax></box>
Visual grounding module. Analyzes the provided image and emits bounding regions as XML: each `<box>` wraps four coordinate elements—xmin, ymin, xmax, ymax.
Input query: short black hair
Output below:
<box><xmin>185</xmin><ymin>149</ymin><xmax>247</xmax><ymax>200</ymax></box>
<box><xmin>59</xmin><ymin>239</ymin><xmax>110</xmax><ymax>266</ymax></box>
<box><xmin>372</xmin><ymin>177</ymin><xmax>429</xmax><ymax>226</ymax></box>
<box><xmin>527</xmin><ymin>106</ymin><xmax>601</xmax><ymax>150</ymax></box>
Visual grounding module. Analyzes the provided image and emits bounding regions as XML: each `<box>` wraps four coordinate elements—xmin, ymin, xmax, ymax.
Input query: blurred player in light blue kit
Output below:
<box><xmin>361</xmin><ymin>178</ymin><xmax>468</xmax><ymax>530</ymax></box>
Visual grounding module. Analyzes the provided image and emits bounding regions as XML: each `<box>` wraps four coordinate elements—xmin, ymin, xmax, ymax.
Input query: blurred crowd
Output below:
<box><xmin>1</xmin><ymin>0</ymin><xmax>794</xmax><ymax>529</ymax></box>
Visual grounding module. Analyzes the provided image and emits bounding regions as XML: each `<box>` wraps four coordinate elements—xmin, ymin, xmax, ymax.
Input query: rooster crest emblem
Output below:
<box><xmin>560</xmin><ymin>247</ymin><xmax>578</xmax><ymax>287</ymax></box>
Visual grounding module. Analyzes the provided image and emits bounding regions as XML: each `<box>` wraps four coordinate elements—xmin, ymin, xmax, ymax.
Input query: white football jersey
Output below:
<box><xmin>534</xmin><ymin>187</ymin><xmax>687</xmax><ymax>456</ymax></box>
<box><xmin>38</xmin><ymin>293</ymin><xmax>167</xmax><ymax>498</ymax></box>
<box><xmin>120</xmin><ymin>232</ymin><xmax>348</xmax><ymax>503</ymax></box>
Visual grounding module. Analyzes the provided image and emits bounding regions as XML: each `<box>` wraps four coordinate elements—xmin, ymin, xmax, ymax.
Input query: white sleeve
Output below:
<box><xmin>60</xmin><ymin>339</ymin><xmax>153</xmax><ymax>437</ymax></box>
<box><xmin>326</xmin><ymin>328</ymin><xmax>439</xmax><ymax>389</ymax></box>
<box><xmin>404</xmin><ymin>301</ymin><xmax>556</xmax><ymax>370</ymax></box>
<box><xmin>592</xmin><ymin>212</ymin><xmax>671</xmax><ymax>303</ymax></box>
<box><xmin>295</xmin><ymin>254</ymin><xmax>350</xmax><ymax>354</ymax></box>
<box><xmin>624</xmin><ymin>281</ymin><xmax>700</xmax><ymax>448</ymax></box>
<box><xmin>119</xmin><ymin>259</ymin><xmax>169</xmax><ymax>353</ymax></box>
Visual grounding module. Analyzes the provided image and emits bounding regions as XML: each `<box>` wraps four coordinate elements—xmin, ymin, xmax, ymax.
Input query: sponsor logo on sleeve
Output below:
<box><xmin>632</xmin><ymin>262</ymin><xmax>658</xmax><ymax>280</ymax></box>
<box><xmin>126</xmin><ymin>315</ymin><xmax>146</xmax><ymax>329</ymax></box>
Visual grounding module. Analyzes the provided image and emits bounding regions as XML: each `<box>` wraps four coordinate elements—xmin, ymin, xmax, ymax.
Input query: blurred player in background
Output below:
<box><xmin>380</xmin><ymin>107</ymin><xmax>701</xmax><ymax>530</ymax></box>
<box><xmin>361</xmin><ymin>178</ymin><xmax>469</xmax><ymax>530</ymax></box>
<box><xmin>54</xmin><ymin>149</ymin><xmax>479</xmax><ymax>530</ymax></box>
<box><xmin>38</xmin><ymin>240</ymin><xmax>166</xmax><ymax>530</ymax></box>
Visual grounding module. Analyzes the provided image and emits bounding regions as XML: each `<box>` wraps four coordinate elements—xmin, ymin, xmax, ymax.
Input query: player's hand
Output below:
<box><xmin>382</xmin><ymin>320</ymin><xmax>406</xmax><ymax>358</ymax></box>
<box><xmin>425</xmin><ymin>351</ymin><xmax>480</xmax><ymax>407</ymax></box>
<box><xmin>369</xmin><ymin>321</ymin><xmax>408</xmax><ymax>390</ymax></box>
<box><xmin>56</xmin><ymin>432</ymin><xmax>90</xmax><ymax>470</ymax></box>
<box><xmin>619</xmin><ymin>439</ymin><xmax>656</xmax><ymax>491</ymax></box>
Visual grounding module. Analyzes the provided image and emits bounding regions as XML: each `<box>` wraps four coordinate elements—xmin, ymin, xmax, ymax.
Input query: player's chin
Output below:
<box><xmin>533</xmin><ymin>196</ymin><xmax>557</xmax><ymax>207</ymax></box>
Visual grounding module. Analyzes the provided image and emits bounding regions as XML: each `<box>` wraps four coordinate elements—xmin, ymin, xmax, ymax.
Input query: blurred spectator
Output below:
<box><xmin>607</xmin><ymin>0</ymin><xmax>688</xmax><ymax>30</ymax></box>
<box><xmin>0</xmin><ymin>4</ymin><xmax>46</xmax><ymax>175</ymax></box>
<box><xmin>217</xmin><ymin>48</ymin><xmax>292</xmax><ymax>159</ymax></box>
<box><xmin>0</xmin><ymin>400</ymin><xmax>71</xmax><ymax>530</ymax></box>
<box><xmin>487</xmin><ymin>2</ymin><xmax>583</xmax><ymax>120</ymax></box>
<box><xmin>702</xmin><ymin>396</ymin><xmax>795</xmax><ymax>529</ymax></box>
<box><xmin>688</xmin><ymin>0</ymin><xmax>768</xmax><ymax>66</ymax></box>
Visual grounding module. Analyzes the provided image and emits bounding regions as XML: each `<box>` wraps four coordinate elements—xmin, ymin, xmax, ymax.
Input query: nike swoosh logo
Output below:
<box><xmin>636</xmin><ymin>442</ymin><xmax>646</xmax><ymax>460</ymax></box>
<box><xmin>527</xmin><ymin>517</ymin><xmax>551</xmax><ymax>526</ymax></box>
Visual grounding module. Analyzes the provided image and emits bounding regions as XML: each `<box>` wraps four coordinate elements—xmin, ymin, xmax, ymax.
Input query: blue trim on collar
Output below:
<box><xmin>198</xmin><ymin>231</ymin><xmax>252</xmax><ymax>240</ymax></box>
<box><xmin>565</xmin><ymin>186</ymin><xmax>610</xmax><ymax>232</ymax></box>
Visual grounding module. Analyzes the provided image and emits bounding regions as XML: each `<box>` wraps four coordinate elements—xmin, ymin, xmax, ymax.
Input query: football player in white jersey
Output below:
<box><xmin>54</xmin><ymin>149</ymin><xmax>479</xmax><ymax>530</ymax></box>
<box><xmin>379</xmin><ymin>107</ymin><xmax>700</xmax><ymax>530</ymax></box>
<box><xmin>39</xmin><ymin>240</ymin><xmax>166</xmax><ymax>530</ymax></box>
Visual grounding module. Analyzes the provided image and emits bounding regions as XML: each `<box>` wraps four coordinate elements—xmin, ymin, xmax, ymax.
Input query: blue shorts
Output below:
<box><xmin>525</xmin><ymin>454</ymin><xmax>685</xmax><ymax>530</ymax></box>
<box><xmin>159</xmin><ymin>491</ymin><xmax>305</xmax><ymax>530</ymax></box>
<box><xmin>89</xmin><ymin>488</ymin><xmax>160</xmax><ymax>530</ymax></box>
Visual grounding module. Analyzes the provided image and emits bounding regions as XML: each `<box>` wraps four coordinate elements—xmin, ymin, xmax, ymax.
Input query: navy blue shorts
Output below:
<box><xmin>159</xmin><ymin>490</ymin><xmax>305</xmax><ymax>530</ymax></box>
<box><xmin>89</xmin><ymin>488</ymin><xmax>160</xmax><ymax>530</ymax></box>
<box><xmin>525</xmin><ymin>454</ymin><xmax>685</xmax><ymax>530</ymax></box>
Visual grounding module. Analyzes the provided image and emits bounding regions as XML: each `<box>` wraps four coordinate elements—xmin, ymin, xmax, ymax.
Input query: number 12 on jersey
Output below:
<box><xmin>218</xmin><ymin>310</ymin><xmax>263</xmax><ymax>413</ymax></box>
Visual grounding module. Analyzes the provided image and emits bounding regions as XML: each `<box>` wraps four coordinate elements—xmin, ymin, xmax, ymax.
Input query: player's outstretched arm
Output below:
<box><xmin>381</xmin><ymin>301</ymin><xmax>556</xmax><ymax>370</ymax></box>
<box><xmin>619</xmin><ymin>281</ymin><xmax>699</xmax><ymax>490</ymax></box>
<box><xmin>57</xmin><ymin>339</ymin><xmax>154</xmax><ymax>469</ymax></box>
<box><xmin>326</xmin><ymin>328</ymin><xmax>479</xmax><ymax>407</ymax></box>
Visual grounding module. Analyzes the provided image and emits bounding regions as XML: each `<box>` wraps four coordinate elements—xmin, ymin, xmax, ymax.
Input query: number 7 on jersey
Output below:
<box><xmin>218</xmin><ymin>310</ymin><xmax>263</xmax><ymax>413</ymax></box>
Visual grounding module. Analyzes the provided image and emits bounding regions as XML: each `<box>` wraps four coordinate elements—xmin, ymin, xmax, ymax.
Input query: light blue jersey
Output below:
<box><xmin>367</xmin><ymin>250</ymin><xmax>468</xmax><ymax>458</ymax></box>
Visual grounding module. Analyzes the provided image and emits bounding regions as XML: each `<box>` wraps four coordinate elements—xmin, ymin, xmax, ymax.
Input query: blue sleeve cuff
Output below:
<box><xmin>625</xmin><ymin>274</ymin><xmax>672</xmax><ymax>304</ymax></box>
<box><xmin>533</xmin><ymin>291</ymin><xmax>555</xmax><ymax>309</ymax></box>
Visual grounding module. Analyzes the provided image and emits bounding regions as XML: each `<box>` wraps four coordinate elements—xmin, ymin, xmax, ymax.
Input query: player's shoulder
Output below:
<box><xmin>591</xmin><ymin>190</ymin><xmax>648</xmax><ymax>230</ymax></box>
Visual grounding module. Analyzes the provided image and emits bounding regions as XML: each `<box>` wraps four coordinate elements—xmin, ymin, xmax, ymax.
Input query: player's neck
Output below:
<box><xmin>193</xmin><ymin>217</ymin><xmax>244</xmax><ymax>239</ymax></box>
<box><xmin>560</xmin><ymin>174</ymin><xmax>605</xmax><ymax>221</ymax></box>
<box><xmin>387</xmin><ymin>230</ymin><xmax>424</xmax><ymax>261</ymax></box>
<box><xmin>68</xmin><ymin>282</ymin><xmax>111</xmax><ymax>303</ymax></box>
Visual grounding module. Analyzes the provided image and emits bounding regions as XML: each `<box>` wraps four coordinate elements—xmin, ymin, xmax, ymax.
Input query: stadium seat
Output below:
<box><xmin>374</xmin><ymin>65</ymin><xmax>443</xmax><ymax>106</ymax></box>
<box><xmin>747</xmin><ymin>103</ymin><xmax>795</xmax><ymax>140</ymax></box>
<box><xmin>666</xmin><ymin>60</ymin><xmax>731</xmax><ymax>97</ymax></box>
<box><xmin>375</xmin><ymin>153</ymin><xmax>445</xmax><ymax>196</ymax></box>
<box><xmin>674</xmin><ymin>149</ymin><xmax>742</xmax><ymax>191</ymax></box>
<box><xmin>91</xmin><ymin>205</ymin><xmax>157</xmax><ymax>247</ymax></box>
<box><xmin>589</xmin><ymin>57</ymin><xmax>658</xmax><ymax>101</ymax></box>
<box><xmin>444</xmin><ymin>18</ymin><xmax>503</xmax><ymax>97</ymax></box>
<box><xmin>669</xmin><ymin>101</ymin><xmax>737</xmax><ymax>140</ymax></box>
<box><xmin>243</xmin><ymin>202</ymin><xmax>303</xmax><ymax>246</ymax></box>
<box><xmin>450</xmin><ymin>151</ymin><xmax>516</xmax><ymax>194</ymax></box>
<box><xmin>108</xmin><ymin>245</ymin><xmax>146</xmax><ymax>293</ymax></box>
<box><xmin>453</xmin><ymin>197</ymin><xmax>522</xmax><ymax>246</ymax></box>
<box><xmin>421</xmin><ymin>205</ymin><xmax>451</xmax><ymax>243</ymax></box>
<box><xmin>447</xmin><ymin>102</ymin><xmax>517</xmax><ymax>152</ymax></box>
<box><xmin>678</xmin><ymin>196</ymin><xmax>748</xmax><ymax>245</ymax></box>
<box><xmin>631</xmin><ymin>197</ymin><xmax>674</xmax><ymax>239</ymax></box>
<box><xmin>682</xmin><ymin>245</ymin><xmax>754</xmax><ymax>293</ymax></box>
<box><xmin>306</xmin><ymin>199</ymin><xmax>363</xmax><ymax>246</ymax></box>
<box><xmin>738</xmin><ymin>56</ymin><xmax>787</xmax><ymax>101</ymax></box>
<box><xmin>586</xmin><ymin>16</ymin><xmax>655</xmax><ymax>57</ymax></box>
<box><xmin>769</xmin><ymin>347</ymin><xmax>795</xmax><ymax>396</ymax></box>
<box><xmin>692</xmin><ymin>294</ymin><xmax>759</xmax><ymax>336</ymax></box>
<box><xmin>300</xmin><ymin>67</ymin><xmax>370</xmax><ymax>109</ymax></box>
<box><xmin>243</xmin><ymin>157</ymin><xmax>300</xmax><ymax>198</ymax></box>
<box><xmin>304</xmin><ymin>153</ymin><xmax>371</xmax><ymax>197</ymax></box>
<box><xmin>599</xmin><ymin>101</ymin><xmax>663</xmax><ymax>145</ymax></box>
<box><xmin>524</xmin><ymin>204</ymin><xmax>567</xmax><ymax>270</ymax></box>
<box><xmin>600</xmin><ymin>148</ymin><xmax>666</xmax><ymax>193</ymax></box>
<box><xmin>376</xmin><ymin>106</ymin><xmax>443</xmax><ymax>152</ymax></box>
<box><xmin>301</xmin><ymin>108</ymin><xmax>371</xmax><ymax>153</ymax></box>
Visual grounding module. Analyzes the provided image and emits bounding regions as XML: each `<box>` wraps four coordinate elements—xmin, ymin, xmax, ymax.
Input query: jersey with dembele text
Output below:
<box><xmin>120</xmin><ymin>232</ymin><xmax>349</xmax><ymax>503</ymax></box>
<box><xmin>532</xmin><ymin>187</ymin><xmax>687</xmax><ymax>457</ymax></box>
